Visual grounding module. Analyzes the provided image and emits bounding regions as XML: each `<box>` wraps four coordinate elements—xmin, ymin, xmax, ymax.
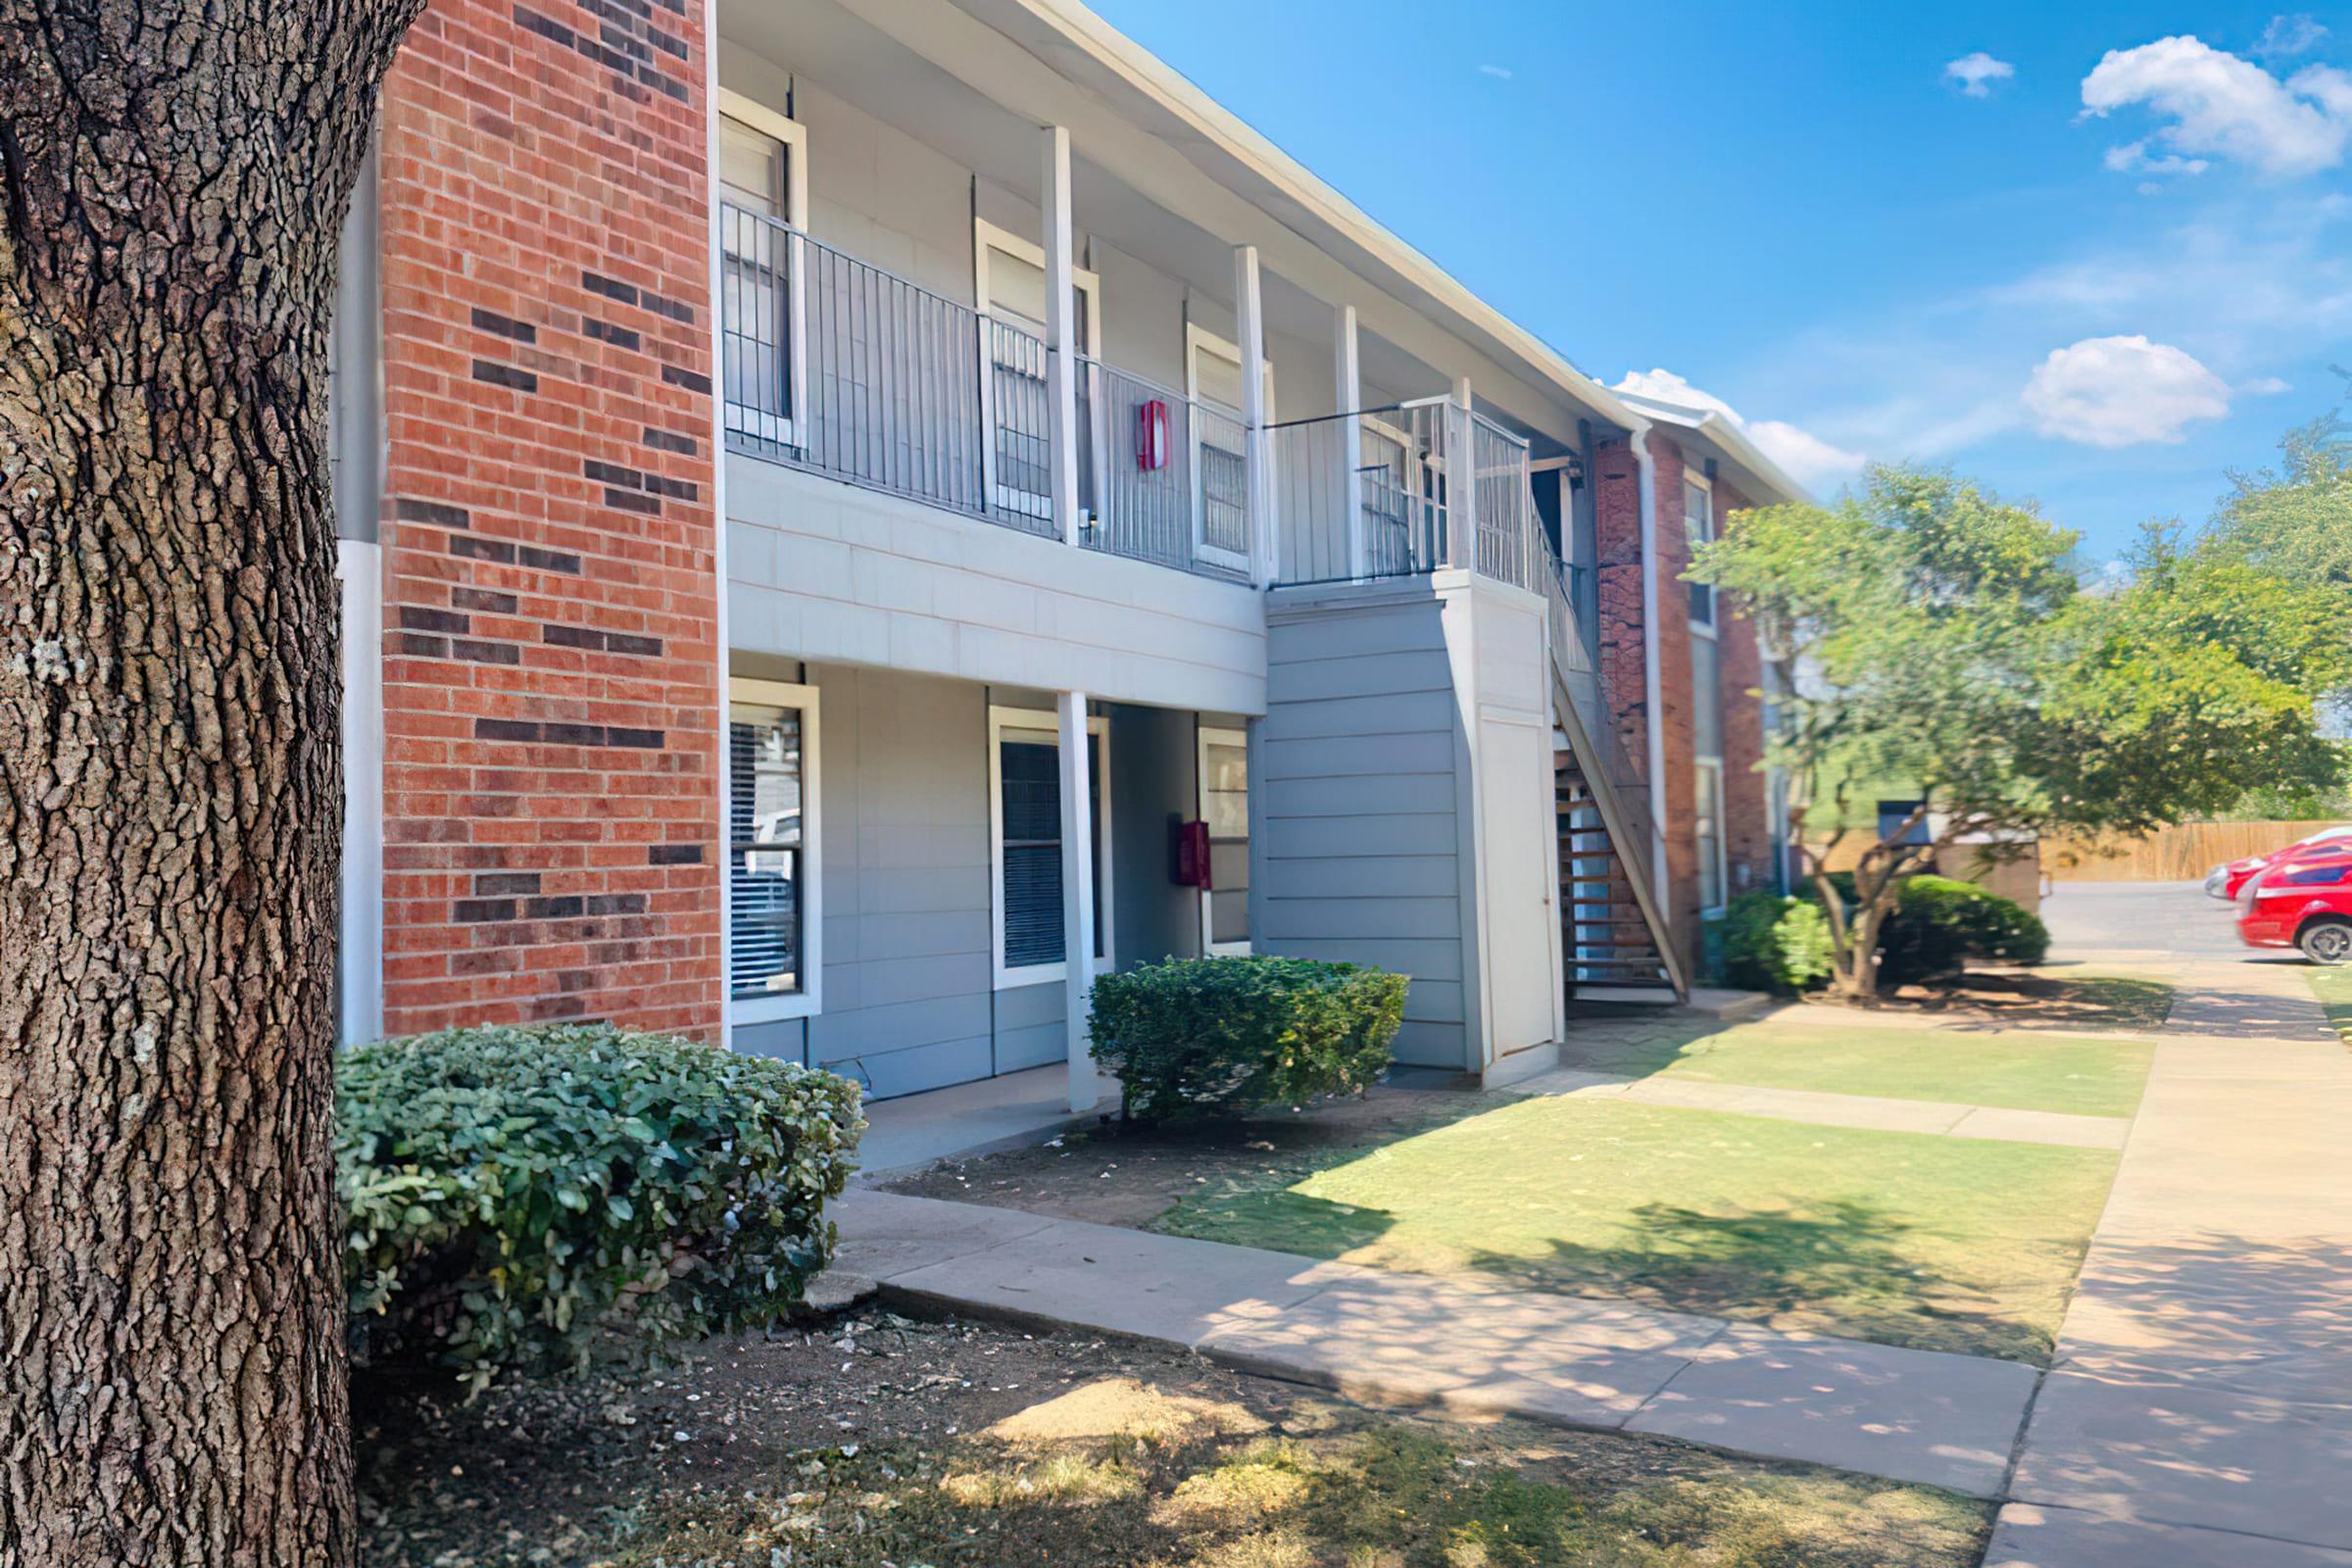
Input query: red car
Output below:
<box><xmin>2237</xmin><ymin>847</ymin><xmax>2352</xmax><ymax>964</ymax></box>
<box><xmin>2208</xmin><ymin>824</ymin><xmax>2352</xmax><ymax>901</ymax></box>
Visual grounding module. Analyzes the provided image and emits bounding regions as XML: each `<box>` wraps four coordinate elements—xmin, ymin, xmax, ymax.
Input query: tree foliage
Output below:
<box><xmin>1692</xmin><ymin>466</ymin><xmax>2348</xmax><ymax>997</ymax></box>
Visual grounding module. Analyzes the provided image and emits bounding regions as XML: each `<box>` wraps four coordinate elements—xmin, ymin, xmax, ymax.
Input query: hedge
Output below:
<box><xmin>1087</xmin><ymin>956</ymin><xmax>1407</xmax><ymax>1122</ymax></box>
<box><xmin>1717</xmin><ymin>891</ymin><xmax>1836</xmax><ymax>995</ymax></box>
<box><xmin>340</xmin><ymin>1023</ymin><xmax>863</xmax><ymax>1388</ymax></box>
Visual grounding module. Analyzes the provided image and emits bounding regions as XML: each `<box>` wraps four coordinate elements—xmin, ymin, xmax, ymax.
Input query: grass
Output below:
<box><xmin>2311</xmin><ymin>965</ymin><xmax>2352</xmax><ymax>1044</ymax></box>
<box><xmin>1158</xmin><ymin>1096</ymin><xmax>2118</xmax><ymax>1362</ymax></box>
<box><xmin>1576</xmin><ymin>1020</ymin><xmax>2154</xmax><ymax>1118</ymax></box>
<box><xmin>588</xmin><ymin>1393</ymin><xmax>1988</xmax><ymax>1568</ymax></box>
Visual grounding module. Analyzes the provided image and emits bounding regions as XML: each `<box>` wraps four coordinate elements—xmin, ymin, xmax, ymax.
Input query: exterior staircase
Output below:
<box><xmin>1532</xmin><ymin>526</ymin><xmax>1687</xmax><ymax>1003</ymax></box>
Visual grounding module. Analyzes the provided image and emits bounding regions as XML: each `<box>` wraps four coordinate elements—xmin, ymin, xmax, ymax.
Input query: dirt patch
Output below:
<box><xmin>355</xmin><ymin>1308</ymin><xmax>1988</xmax><ymax>1567</ymax></box>
<box><xmin>1857</xmin><ymin>969</ymin><xmax>2175</xmax><ymax>1032</ymax></box>
<box><xmin>885</xmin><ymin>1081</ymin><xmax>1505</xmax><ymax>1233</ymax></box>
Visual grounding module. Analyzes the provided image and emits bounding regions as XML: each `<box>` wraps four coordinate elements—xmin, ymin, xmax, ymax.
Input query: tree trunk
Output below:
<box><xmin>0</xmin><ymin>2</ymin><xmax>421</xmax><ymax>1560</ymax></box>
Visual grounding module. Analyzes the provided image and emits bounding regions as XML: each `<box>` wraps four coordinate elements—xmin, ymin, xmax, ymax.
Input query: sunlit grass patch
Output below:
<box><xmin>1159</xmin><ymin>1096</ymin><xmax>2116</xmax><ymax>1361</ymax></box>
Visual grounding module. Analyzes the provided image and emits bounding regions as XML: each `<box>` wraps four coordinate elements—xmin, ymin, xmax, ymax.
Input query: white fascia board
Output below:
<box><xmin>1615</xmin><ymin>392</ymin><xmax>1812</xmax><ymax>508</ymax></box>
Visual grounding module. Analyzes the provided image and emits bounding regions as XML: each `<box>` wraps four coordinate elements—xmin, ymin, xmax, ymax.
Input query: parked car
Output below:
<box><xmin>2206</xmin><ymin>824</ymin><xmax>2352</xmax><ymax>901</ymax></box>
<box><xmin>2236</xmin><ymin>848</ymin><xmax>2352</xmax><ymax>963</ymax></box>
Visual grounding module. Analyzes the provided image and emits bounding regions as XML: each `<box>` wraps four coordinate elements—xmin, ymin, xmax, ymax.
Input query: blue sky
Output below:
<box><xmin>1088</xmin><ymin>0</ymin><xmax>2352</xmax><ymax>560</ymax></box>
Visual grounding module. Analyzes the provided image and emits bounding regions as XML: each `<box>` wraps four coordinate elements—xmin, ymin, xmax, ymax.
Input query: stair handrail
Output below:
<box><xmin>1534</xmin><ymin>525</ymin><xmax>1690</xmax><ymax>1001</ymax></box>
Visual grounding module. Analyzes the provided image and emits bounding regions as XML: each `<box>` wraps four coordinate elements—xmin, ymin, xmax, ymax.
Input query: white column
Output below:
<box><xmin>1334</xmin><ymin>302</ymin><xmax>1364</xmax><ymax>578</ymax></box>
<box><xmin>1058</xmin><ymin>689</ymin><xmax>1103</xmax><ymax>1113</ymax></box>
<box><xmin>1042</xmin><ymin>124</ymin><xmax>1082</xmax><ymax>546</ymax></box>
<box><xmin>1234</xmin><ymin>243</ymin><xmax>1271</xmax><ymax>585</ymax></box>
<box><xmin>1447</xmin><ymin>374</ymin><xmax>1475</xmax><ymax>569</ymax></box>
<box><xmin>336</xmin><ymin>538</ymin><xmax>384</xmax><ymax>1048</ymax></box>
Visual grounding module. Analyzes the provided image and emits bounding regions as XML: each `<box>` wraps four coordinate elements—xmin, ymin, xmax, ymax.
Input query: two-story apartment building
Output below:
<box><xmin>328</xmin><ymin>0</ymin><xmax>1803</xmax><ymax>1115</ymax></box>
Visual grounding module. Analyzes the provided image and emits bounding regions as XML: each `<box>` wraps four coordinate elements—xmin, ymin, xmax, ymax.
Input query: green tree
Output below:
<box><xmin>2204</xmin><ymin>380</ymin><xmax>2352</xmax><ymax>598</ymax></box>
<box><xmin>1693</xmin><ymin>467</ymin><xmax>2349</xmax><ymax>999</ymax></box>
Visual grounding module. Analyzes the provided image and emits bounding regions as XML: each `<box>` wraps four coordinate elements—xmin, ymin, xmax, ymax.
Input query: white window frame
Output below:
<box><xmin>727</xmin><ymin>675</ymin><xmax>821</xmax><ymax>1024</ymax></box>
<box><xmin>1186</xmin><ymin>322</ymin><xmax>1273</xmax><ymax>574</ymax></box>
<box><xmin>1683</xmin><ymin>469</ymin><xmax>1718</xmax><ymax>635</ymax></box>
<box><xmin>975</xmin><ymin>219</ymin><xmax>1102</xmax><ymax>523</ymax></box>
<box><xmin>717</xmin><ymin>91</ymin><xmax>809</xmax><ymax>453</ymax></box>
<box><xmin>988</xmin><ymin>704</ymin><xmax>1114</xmax><ymax>990</ymax></box>
<box><xmin>1694</xmin><ymin>755</ymin><xmax>1729</xmax><ymax>918</ymax></box>
<box><xmin>1197</xmin><ymin>723</ymin><xmax>1250</xmax><ymax>956</ymax></box>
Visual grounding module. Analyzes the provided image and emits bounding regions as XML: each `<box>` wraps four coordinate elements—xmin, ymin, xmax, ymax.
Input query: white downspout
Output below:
<box><xmin>1632</xmin><ymin>419</ymin><xmax>1671</xmax><ymax>919</ymax></box>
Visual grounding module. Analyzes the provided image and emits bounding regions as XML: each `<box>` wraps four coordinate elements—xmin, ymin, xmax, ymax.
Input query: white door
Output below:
<box><xmin>1478</xmin><ymin>713</ymin><xmax>1558</xmax><ymax>1061</ymax></box>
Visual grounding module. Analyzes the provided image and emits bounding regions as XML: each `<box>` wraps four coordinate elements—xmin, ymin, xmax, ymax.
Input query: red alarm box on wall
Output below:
<box><xmin>1170</xmin><ymin>819</ymin><xmax>1212</xmax><ymax>888</ymax></box>
<box><xmin>1137</xmin><ymin>399</ymin><xmax>1170</xmax><ymax>471</ymax></box>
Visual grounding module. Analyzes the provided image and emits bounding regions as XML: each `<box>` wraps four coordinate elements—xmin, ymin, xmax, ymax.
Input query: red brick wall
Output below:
<box><xmin>372</xmin><ymin>0</ymin><xmax>720</xmax><ymax>1038</ymax></box>
<box><xmin>1714</xmin><ymin>481</ymin><xmax>1776</xmax><ymax>898</ymax></box>
<box><xmin>1590</xmin><ymin>431</ymin><xmax>1780</xmax><ymax>963</ymax></box>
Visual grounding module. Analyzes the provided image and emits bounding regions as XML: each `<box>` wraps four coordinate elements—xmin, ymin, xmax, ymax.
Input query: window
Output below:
<box><xmin>1878</xmin><ymin>799</ymin><xmax>1932</xmax><ymax>846</ymax></box>
<box><xmin>1694</xmin><ymin>759</ymin><xmax>1728</xmax><ymax>914</ymax></box>
<box><xmin>1684</xmin><ymin>473</ymin><xmax>1716</xmax><ymax>629</ymax></box>
<box><xmin>728</xmin><ymin>677</ymin><xmax>819</xmax><ymax>1021</ymax></box>
<box><xmin>2280</xmin><ymin>862</ymin><xmax>2351</xmax><ymax>887</ymax></box>
<box><xmin>1187</xmin><ymin>323</ymin><xmax>1271</xmax><ymax>571</ymax></box>
<box><xmin>989</xmin><ymin>707</ymin><xmax>1112</xmax><ymax>986</ymax></box>
<box><xmin>717</xmin><ymin>92</ymin><xmax>807</xmax><ymax>451</ymax></box>
<box><xmin>975</xmin><ymin>219</ymin><xmax>1100</xmax><ymax>523</ymax></box>
<box><xmin>1199</xmin><ymin>725</ymin><xmax>1250</xmax><ymax>954</ymax></box>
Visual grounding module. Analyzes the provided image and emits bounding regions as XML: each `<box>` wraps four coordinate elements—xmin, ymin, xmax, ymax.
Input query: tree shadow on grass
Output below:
<box><xmin>1453</xmin><ymin>1199</ymin><xmax>2064</xmax><ymax>1362</ymax></box>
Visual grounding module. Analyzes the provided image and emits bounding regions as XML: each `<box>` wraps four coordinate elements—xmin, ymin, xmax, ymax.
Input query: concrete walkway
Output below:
<box><xmin>1518</xmin><ymin>1065</ymin><xmax>2130</xmax><ymax>1150</ymax></box>
<box><xmin>833</xmin><ymin>1186</ymin><xmax>2038</xmax><ymax>1496</ymax></box>
<box><xmin>1988</xmin><ymin>947</ymin><xmax>2352</xmax><ymax>1566</ymax></box>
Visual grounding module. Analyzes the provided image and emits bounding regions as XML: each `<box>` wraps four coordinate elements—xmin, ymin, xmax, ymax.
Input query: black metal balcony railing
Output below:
<box><xmin>720</xmin><ymin>202</ymin><xmax>1250</xmax><ymax>578</ymax></box>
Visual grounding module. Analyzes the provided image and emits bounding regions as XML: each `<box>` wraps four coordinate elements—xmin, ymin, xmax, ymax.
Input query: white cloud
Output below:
<box><xmin>2240</xmin><ymin>374</ymin><xmax>2294</xmax><ymax>394</ymax></box>
<box><xmin>2104</xmin><ymin>138</ymin><xmax>2210</xmax><ymax>175</ymax></box>
<box><xmin>1477</xmin><ymin>63</ymin><xmax>1513</xmax><ymax>80</ymax></box>
<box><xmin>2022</xmin><ymin>336</ymin><xmax>2233</xmax><ymax>446</ymax></box>
<box><xmin>1746</xmin><ymin>420</ymin><xmax>1872</xmax><ymax>489</ymax></box>
<box><xmin>2255</xmin><ymin>14</ymin><xmax>2329</xmax><ymax>59</ymax></box>
<box><xmin>1944</xmin><ymin>52</ymin><xmax>2016</xmax><ymax>98</ymax></box>
<box><xmin>2082</xmin><ymin>35</ymin><xmax>2352</xmax><ymax>176</ymax></box>
<box><xmin>1610</xmin><ymin>368</ymin><xmax>1866</xmax><ymax>490</ymax></box>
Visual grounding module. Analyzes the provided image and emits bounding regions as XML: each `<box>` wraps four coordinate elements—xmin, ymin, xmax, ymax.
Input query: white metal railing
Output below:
<box><xmin>1265</xmin><ymin>398</ymin><xmax>1537</xmax><ymax>590</ymax></box>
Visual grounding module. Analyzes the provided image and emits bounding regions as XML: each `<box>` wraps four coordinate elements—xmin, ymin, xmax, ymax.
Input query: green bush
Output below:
<box><xmin>1815</xmin><ymin>873</ymin><xmax>2050</xmax><ymax>985</ymax></box>
<box><xmin>1717</xmin><ymin>891</ymin><xmax>1836</xmax><ymax>995</ymax></box>
<box><xmin>340</xmin><ymin>1024</ymin><xmax>863</xmax><ymax>1388</ymax></box>
<box><xmin>1088</xmin><ymin>956</ymin><xmax>1408</xmax><ymax>1122</ymax></box>
<box><xmin>1877</xmin><ymin>875</ymin><xmax>2049</xmax><ymax>982</ymax></box>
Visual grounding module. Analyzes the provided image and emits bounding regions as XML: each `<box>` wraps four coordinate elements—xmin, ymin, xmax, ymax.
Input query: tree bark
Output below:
<box><xmin>0</xmin><ymin>2</ymin><xmax>421</xmax><ymax>1561</ymax></box>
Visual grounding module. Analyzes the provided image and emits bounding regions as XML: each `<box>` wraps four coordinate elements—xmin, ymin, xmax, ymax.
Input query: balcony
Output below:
<box><xmin>719</xmin><ymin>203</ymin><xmax>1254</xmax><ymax>582</ymax></box>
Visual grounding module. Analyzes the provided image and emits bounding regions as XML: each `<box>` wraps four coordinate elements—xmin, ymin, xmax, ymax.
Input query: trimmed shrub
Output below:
<box><xmin>1814</xmin><ymin>873</ymin><xmax>2051</xmax><ymax>985</ymax></box>
<box><xmin>340</xmin><ymin>1024</ymin><xmax>863</xmax><ymax>1388</ymax></box>
<box><xmin>1088</xmin><ymin>956</ymin><xmax>1408</xmax><ymax>1123</ymax></box>
<box><xmin>1717</xmin><ymin>891</ymin><xmax>1836</xmax><ymax>995</ymax></box>
<box><xmin>1877</xmin><ymin>875</ymin><xmax>2049</xmax><ymax>983</ymax></box>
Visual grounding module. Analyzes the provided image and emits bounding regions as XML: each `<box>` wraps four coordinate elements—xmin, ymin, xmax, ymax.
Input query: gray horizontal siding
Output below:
<box><xmin>1258</xmin><ymin>588</ymin><xmax>1469</xmax><ymax>1069</ymax></box>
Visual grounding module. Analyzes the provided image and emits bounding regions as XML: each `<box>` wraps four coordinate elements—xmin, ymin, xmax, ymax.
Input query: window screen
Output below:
<box><xmin>1694</xmin><ymin>760</ymin><xmax>1727</xmax><ymax>913</ymax></box>
<box><xmin>999</xmin><ymin>728</ymin><xmax>1103</xmax><ymax>970</ymax></box>
<box><xmin>729</xmin><ymin>699</ymin><xmax>805</xmax><ymax>1000</ymax></box>
<box><xmin>1685</xmin><ymin>478</ymin><xmax>1715</xmax><ymax>627</ymax></box>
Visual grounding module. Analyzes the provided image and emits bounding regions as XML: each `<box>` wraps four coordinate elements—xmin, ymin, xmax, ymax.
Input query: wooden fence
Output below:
<box><xmin>2043</xmin><ymin>821</ymin><xmax>2346</xmax><ymax>882</ymax></box>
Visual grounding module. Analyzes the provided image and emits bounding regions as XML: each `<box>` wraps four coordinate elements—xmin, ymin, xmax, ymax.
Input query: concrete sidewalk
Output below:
<box><xmin>1518</xmin><ymin>1065</ymin><xmax>2130</xmax><ymax>1150</ymax></box>
<box><xmin>1989</xmin><ymin>956</ymin><xmax>2352</xmax><ymax>1566</ymax></box>
<box><xmin>831</xmin><ymin>1186</ymin><xmax>2039</xmax><ymax>1496</ymax></box>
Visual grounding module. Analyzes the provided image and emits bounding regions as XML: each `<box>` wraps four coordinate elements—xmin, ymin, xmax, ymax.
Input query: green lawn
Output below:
<box><xmin>1578</xmin><ymin>1021</ymin><xmax>2153</xmax><ymax>1118</ymax></box>
<box><xmin>2312</xmin><ymin>965</ymin><xmax>2352</xmax><ymax>1045</ymax></box>
<box><xmin>1158</xmin><ymin>1096</ymin><xmax>2118</xmax><ymax>1362</ymax></box>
